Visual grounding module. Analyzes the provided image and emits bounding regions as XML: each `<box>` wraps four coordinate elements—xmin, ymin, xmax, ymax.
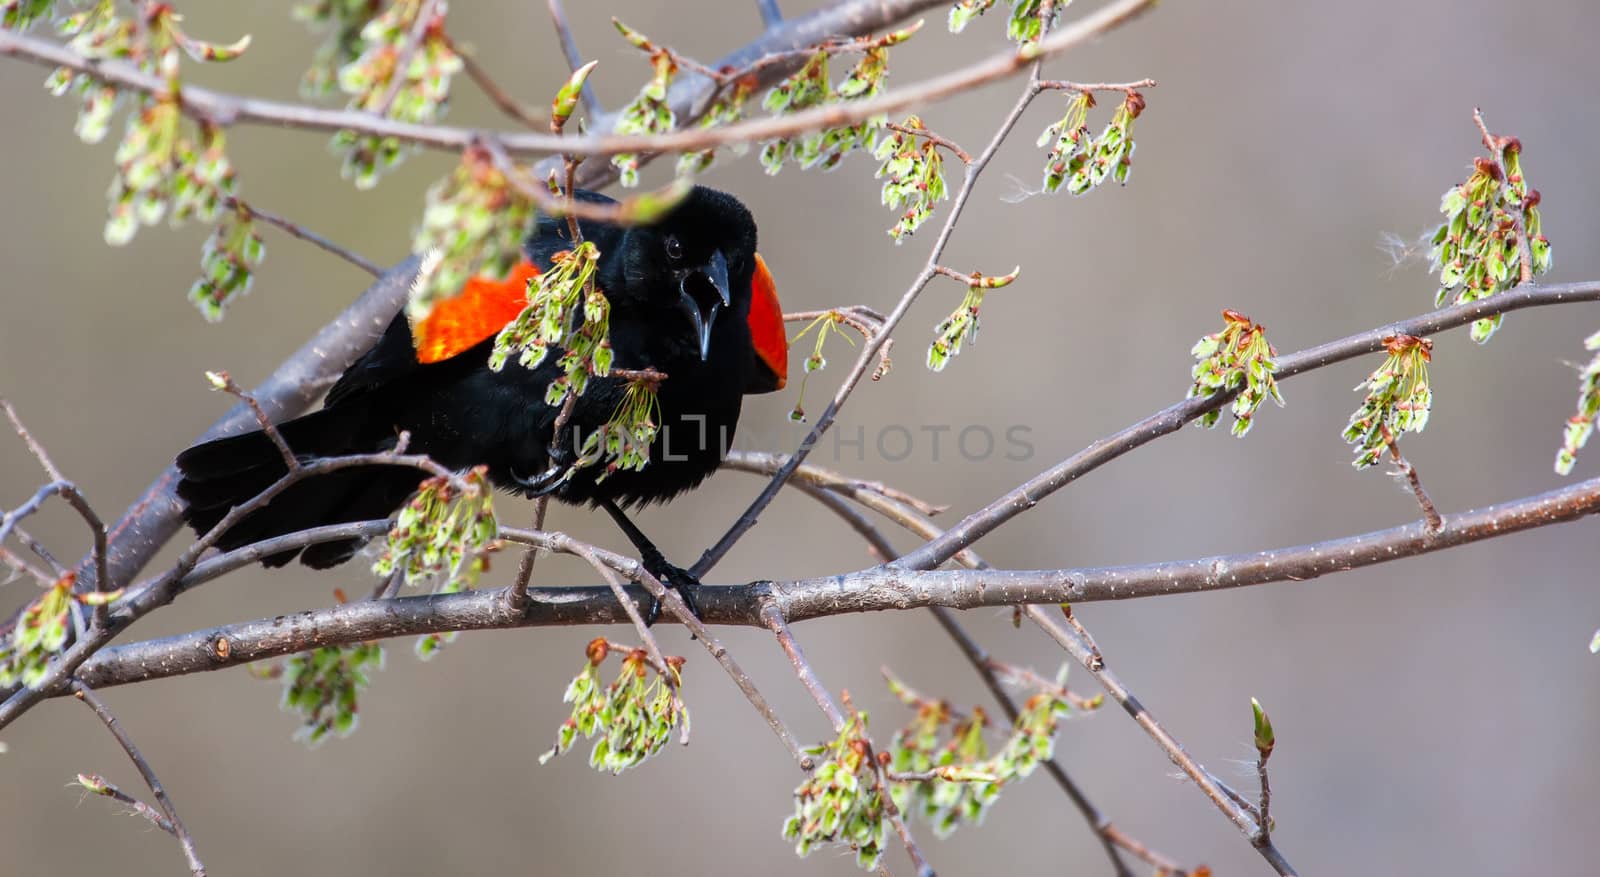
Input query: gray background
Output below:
<box><xmin>4</xmin><ymin>1</ymin><xmax>1599</xmax><ymax>874</ymax></box>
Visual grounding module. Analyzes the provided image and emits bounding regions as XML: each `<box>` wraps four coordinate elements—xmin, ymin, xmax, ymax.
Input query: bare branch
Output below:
<box><xmin>762</xmin><ymin>602</ymin><xmax>844</xmax><ymax>727</ymax></box>
<box><xmin>1</xmin><ymin>480</ymin><xmax>109</xmax><ymax>626</ymax></box>
<box><xmin>2</xmin><ymin>397</ymin><xmax>65</xmax><ymax>481</ymax></box>
<box><xmin>0</xmin><ymin>442</ymin><xmax>459</xmax><ymax>731</ymax></box>
<box><xmin>71</xmin><ymin>682</ymin><xmax>206</xmax><ymax>876</ymax></box>
<box><xmin>203</xmin><ymin>371</ymin><xmax>297</xmax><ymax>471</ymax></box>
<box><xmin>227</xmin><ymin>197</ymin><xmax>382</xmax><ymax>277</ymax></box>
<box><xmin>1025</xmin><ymin>607</ymin><xmax>1298</xmax><ymax>875</ymax></box>
<box><xmin>445</xmin><ymin>35</ymin><xmax>548</xmax><ymax>129</ymax></box>
<box><xmin>566</xmin><ymin>536</ymin><xmax>675</xmax><ymax>685</ymax></box>
<box><xmin>73</xmin><ymin>773</ymin><xmax>177</xmax><ymax>834</ymax></box>
<box><xmin>1035</xmin><ymin>77</ymin><xmax>1156</xmax><ymax>95</ymax></box>
<box><xmin>2</xmin><ymin>401</ymin><xmax>109</xmax><ymax>621</ymax></box>
<box><xmin>54</xmin><ymin>468</ymin><xmax>1600</xmax><ymax>697</ymax></box>
<box><xmin>1382</xmin><ymin>426</ymin><xmax>1444</xmax><ymax>534</ymax></box>
<box><xmin>0</xmin><ymin>545</ymin><xmax>53</xmax><ymax>586</ymax></box>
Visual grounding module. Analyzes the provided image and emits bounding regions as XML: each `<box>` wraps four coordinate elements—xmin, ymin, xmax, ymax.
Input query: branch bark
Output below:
<box><xmin>60</xmin><ymin>470</ymin><xmax>1600</xmax><ymax>692</ymax></box>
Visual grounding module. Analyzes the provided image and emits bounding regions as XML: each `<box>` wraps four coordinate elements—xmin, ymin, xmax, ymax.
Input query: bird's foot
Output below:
<box><xmin>510</xmin><ymin>448</ymin><xmax>576</xmax><ymax>497</ymax></box>
<box><xmin>639</xmin><ymin>549</ymin><xmax>701</xmax><ymax>628</ymax></box>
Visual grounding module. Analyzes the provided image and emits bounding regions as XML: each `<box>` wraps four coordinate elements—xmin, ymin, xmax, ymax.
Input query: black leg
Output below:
<box><xmin>600</xmin><ymin>497</ymin><xmax>701</xmax><ymax>625</ymax></box>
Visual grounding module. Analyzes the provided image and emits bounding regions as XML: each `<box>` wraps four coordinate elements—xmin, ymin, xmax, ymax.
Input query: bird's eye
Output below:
<box><xmin>664</xmin><ymin>235</ymin><xmax>683</xmax><ymax>261</ymax></box>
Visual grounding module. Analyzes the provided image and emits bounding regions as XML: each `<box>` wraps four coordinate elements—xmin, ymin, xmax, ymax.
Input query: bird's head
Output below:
<box><xmin>610</xmin><ymin>186</ymin><xmax>759</xmax><ymax>363</ymax></box>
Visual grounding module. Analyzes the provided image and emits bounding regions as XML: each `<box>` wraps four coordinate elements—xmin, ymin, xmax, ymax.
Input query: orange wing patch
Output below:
<box><xmin>410</xmin><ymin>260</ymin><xmax>542</xmax><ymax>364</ymax></box>
<box><xmin>747</xmin><ymin>253</ymin><xmax>788</xmax><ymax>392</ymax></box>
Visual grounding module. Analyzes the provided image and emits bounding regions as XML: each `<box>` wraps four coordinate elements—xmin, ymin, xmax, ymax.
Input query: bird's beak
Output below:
<box><xmin>678</xmin><ymin>249</ymin><xmax>730</xmax><ymax>361</ymax></box>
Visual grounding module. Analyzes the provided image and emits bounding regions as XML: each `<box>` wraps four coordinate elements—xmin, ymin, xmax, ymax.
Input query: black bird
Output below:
<box><xmin>176</xmin><ymin>186</ymin><xmax>789</xmax><ymax>614</ymax></box>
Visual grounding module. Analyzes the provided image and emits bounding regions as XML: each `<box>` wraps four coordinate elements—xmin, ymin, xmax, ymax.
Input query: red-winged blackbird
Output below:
<box><xmin>176</xmin><ymin>186</ymin><xmax>788</xmax><ymax>612</ymax></box>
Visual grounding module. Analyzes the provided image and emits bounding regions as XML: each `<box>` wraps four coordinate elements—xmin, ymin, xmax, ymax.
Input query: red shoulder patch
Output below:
<box><xmin>410</xmin><ymin>260</ymin><xmax>542</xmax><ymax>364</ymax></box>
<box><xmin>747</xmin><ymin>253</ymin><xmax>788</xmax><ymax>393</ymax></box>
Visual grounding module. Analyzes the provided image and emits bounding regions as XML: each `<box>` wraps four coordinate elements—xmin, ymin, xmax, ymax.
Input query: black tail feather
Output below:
<box><xmin>176</xmin><ymin>408</ymin><xmax>421</xmax><ymax>567</ymax></box>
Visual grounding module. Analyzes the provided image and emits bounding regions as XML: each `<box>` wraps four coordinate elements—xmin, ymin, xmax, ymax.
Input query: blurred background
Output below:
<box><xmin>4</xmin><ymin>1</ymin><xmax>1600</xmax><ymax>874</ymax></box>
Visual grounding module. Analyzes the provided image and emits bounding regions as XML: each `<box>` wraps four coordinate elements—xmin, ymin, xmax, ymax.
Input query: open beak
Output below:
<box><xmin>677</xmin><ymin>249</ymin><xmax>730</xmax><ymax>361</ymax></box>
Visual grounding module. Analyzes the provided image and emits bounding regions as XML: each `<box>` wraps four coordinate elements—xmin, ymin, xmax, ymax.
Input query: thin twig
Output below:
<box><xmin>227</xmin><ymin>197</ymin><xmax>382</xmax><ymax>277</ymax></box>
<box><xmin>479</xmin><ymin>135</ymin><xmax>694</xmax><ymax>226</ymax></box>
<box><xmin>71</xmin><ymin>681</ymin><xmax>206</xmax><ymax>876</ymax></box>
<box><xmin>762</xmin><ymin>602</ymin><xmax>844</xmax><ymax>726</ymax></box>
<box><xmin>1381</xmin><ymin>426</ymin><xmax>1443</xmax><ymax>534</ymax></box>
<box><xmin>533</xmin><ymin>529</ymin><xmax>806</xmax><ymax>764</ymax></box>
<box><xmin>2</xmin><ymin>400</ymin><xmax>111</xmax><ymax>623</ymax></box>
<box><xmin>927</xmin><ymin>607</ymin><xmax>1137</xmax><ymax>877</ymax></box>
<box><xmin>1102</xmin><ymin>824</ymin><xmax>1188</xmax><ymax>875</ymax></box>
<box><xmin>0</xmin><ymin>445</ymin><xmax>461</xmax><ymax>729</ymax></box>
<box><xmin>893</xmin><ymin>278</ymin><xmax>1600</xmax><ymax>572</ymax></box>
<box><xmin>546</xmin><ymin>0</ymin><xmax>600</xmax><ymax>116</ymax></box>
<box><xmin>1035</xmin><ymin>77</ymin><xmax>1155</xmax><ymax>95</ymax></box>
<box><xmin>0</xmin><ymin>545</ymin><xmax>53</xmax><ymax>586</ymax></box>
<box><xmin>2</xmin><ymin>397</ymin><xmax>64</xmax><ymax>481</ymax></box>
<box><xmin>1025</xmin><ymin>607</ymin><xmax>1298</xmax><ymax>875</ymax></box>
<box><xmin>204</xmin><ymin>371</ymin><xmax>298</xmax><ymax>471</ymax></box>
<box><xmin>693</xmin><ymin>61</ymin><xmax>1058</xmax><ymax>577</ymax></box>
<box><xmin>764</xmin><ymin>605</ymin><xmax>934</xmax><ymax>874</ymax></box>
<box><xmin>443</xmin><ymin>34</ymin><xmax>547</xmax><ymax>129</ymax></box>
<box><xmin>0</xmin><ymin>481</ymin><xmax>109</xmax><ymax>626</ymax></box>
<box><xmin>73</xmin><ymin>773</ymin><xmax>177</xmax><ymax>835</ymax></box>
<box><xmin>1058</xmin><ymin>603</ymin><xmax>1103</xmax><ymax>670</ymax></box>
<box><xmin>9</xmin><ymin>523</ymin><xmax>67</xmax><ymax>576</ymax></box>
<box><xmin>566</xmin><ymin>537</ymin><xmax>676</xmax><ymax>687</ymax></box>
<box><xmin>1257</xmin><ymin>745</ymin><xmax>1275</xmax><ymax>848</ymax></box>
<box><xmin>883</xmin><ymin>121</ymin><xmax>972</xmax><ymax>163</ymax></box>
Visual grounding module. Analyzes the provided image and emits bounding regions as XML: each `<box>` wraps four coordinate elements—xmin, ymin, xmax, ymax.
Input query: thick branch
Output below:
<box><xmin>62</xmin><ymin>472</ymin><xmax>1600</xmax><ymax>691</ymax></box>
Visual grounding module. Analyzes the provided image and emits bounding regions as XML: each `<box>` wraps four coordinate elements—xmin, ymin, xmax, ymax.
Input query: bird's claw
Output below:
<box><xmin>640</xmin><ymin>554</ymin><xmax>702</xmax><ymax>628</ymax></box>
<box><xmin>510</xmin><ymin>448</ymin><xmax>576</xmax><ymax>497</ymax></box>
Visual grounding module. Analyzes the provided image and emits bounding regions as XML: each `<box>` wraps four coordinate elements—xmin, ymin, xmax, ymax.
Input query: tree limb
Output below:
<box><xmin>59</xmin><ymin>470</ymin><xmax>1600</xmax><ymax>692</ymax></box>
<box><xmin>0</xmin><ymin>0</ymin><xmax>1152</xmax><ymax>162</ymax></box>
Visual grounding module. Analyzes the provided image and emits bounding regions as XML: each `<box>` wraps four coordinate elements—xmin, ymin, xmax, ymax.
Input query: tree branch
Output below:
<box><xmin>0</xmin><ymin>0</ymin><xmax>1153</xmax><ymax>161</ymax></box>
<box><xmin>693</xmin><ymin>53</ymin><xmax>1061</xmax><ymax>576</ymax></box>
<box><xmin>70</xmin><ymin>256</ymin><xmax>423</xmax><ymax>595</ymax></box>
<box><xmin>894</xmin><ymin>278</ymin><xmax>1600</xmax><ymax>572</ymax></box>
<box><xmin>58</xmin><ymin>470</ymin><xmax>1600</xmax><ymax>692</ymax></box>
<box><xmin>71</xmin><ymin>681</ymin><xmax>206</xmax><ymax>876</ymax></box>
<box><xmin>1025</xmin><ymin>607</ymin><xmax>1298</xmax><ymax>875</ymax></box>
